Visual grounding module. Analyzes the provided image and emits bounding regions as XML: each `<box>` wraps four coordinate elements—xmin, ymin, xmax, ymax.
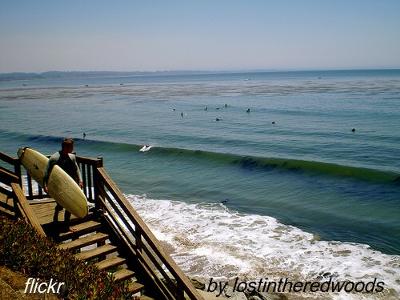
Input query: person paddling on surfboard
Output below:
<box><xmin>43</xmin><ymin>138</ymin><xmax>83</xmax><ymax>224</ymax></box>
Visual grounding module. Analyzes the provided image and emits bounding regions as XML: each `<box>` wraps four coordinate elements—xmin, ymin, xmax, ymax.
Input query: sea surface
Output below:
<box><xmin>0</xmin><ymin>70</ymin><xmax>399</xmax><ymax>298</ymax></box>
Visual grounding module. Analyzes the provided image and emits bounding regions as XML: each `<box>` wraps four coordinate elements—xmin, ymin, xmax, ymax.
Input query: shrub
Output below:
<box><xmin>0</xmin><ymin>216</ymin><xmax>130</xmax><ymax>299</ymax></box>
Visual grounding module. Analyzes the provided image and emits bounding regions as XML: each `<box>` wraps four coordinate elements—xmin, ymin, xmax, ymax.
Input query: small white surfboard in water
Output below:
<box><xmin>139</xmin><ymin>145</ymin><xmax>152</xmax><ymax>152</ymax></box>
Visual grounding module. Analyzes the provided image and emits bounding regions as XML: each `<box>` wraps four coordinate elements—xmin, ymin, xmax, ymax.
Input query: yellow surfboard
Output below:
<box><xmin>17</xmin><ymin>147</ymin><xmax>88</xmax><ymax>218</ymax></box>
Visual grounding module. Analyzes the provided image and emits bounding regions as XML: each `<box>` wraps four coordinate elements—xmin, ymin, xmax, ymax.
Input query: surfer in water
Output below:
<box><xmin>43</xmin><ymin>138</ymin><xmax>83</xmax><ymax>224</ymax></box>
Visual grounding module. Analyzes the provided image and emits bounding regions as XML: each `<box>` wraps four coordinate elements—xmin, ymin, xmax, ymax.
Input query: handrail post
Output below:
<box><xmin>14</xmin><ymin>161</ymin><xmax>22</xmax><ymax>186</ymax></box>
<box><xmin>96</xmin><ymin>156</ymin><xmax>103</xmax><ymax>168</ymax></box>
<box><xmin>27</xmin><ymin>173</ymin><xmax>33</xmax><ymax>200</ymax></box>
<box><xmin>177</xmin><ymin>281</ymin><xmax>185</xmax><ymax>300</ymax></box>
<box><xmin>94</xmin><ymin>163</ymin><xmax>104</xmax><ymax>211</ymax></box>
<box><xmin>136</xmin><ymin>228</ymin><xmax>142</xmax><ymax>252</ymax></box>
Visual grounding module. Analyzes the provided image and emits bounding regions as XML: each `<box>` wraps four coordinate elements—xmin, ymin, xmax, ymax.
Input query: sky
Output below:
<box><xmin>0</xmin><ymin>0</ymin><xmax>399</xmax><ymax>73</ymax></box>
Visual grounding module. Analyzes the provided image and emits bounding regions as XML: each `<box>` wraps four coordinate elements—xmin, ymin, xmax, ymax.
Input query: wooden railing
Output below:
<box><xmin>0</xmin><ymin>151</ymin><xmax>45</xmax><ymax>236</ymax></box>
<box><xmin>19</xmin><ymin>154</ymin><xmax>103</xmax><ymax>202</ymax></box>
<box><xmin>0</xmin><ymin>151</ymin><xmax>21</xmax><ymax>185</ymax></box>
<box><xmin>0</xmin><ymin>151</ymin><xmax>21</xmax><ymax>218</ymax></box>
<box><xmin>76</xmin><ymin>155</ymin><xmax>103</xmax><ymax>203</ymax></box>
<box><xmin>95</xmin><ymin>167</ymin><xmax>203</xmax><ymax>300</ymax></box>
<box><xmin>0</xmin><ymin>168</ymin><xmax>18</xmax><ymax>217</ymax></box>
<box><xmin>11</xmin><ymin>182</ymin><xmax>46</xmax><ymax>236</ymax></box>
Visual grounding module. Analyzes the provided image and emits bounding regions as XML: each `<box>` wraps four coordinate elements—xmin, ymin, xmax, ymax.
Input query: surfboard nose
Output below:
<box><xmin>17</xmin><ymin>147</ymin><xmax>25</xmax><ymax>159</ymax></box>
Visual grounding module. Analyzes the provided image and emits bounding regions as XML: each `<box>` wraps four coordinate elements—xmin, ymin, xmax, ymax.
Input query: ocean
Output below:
<box><xmin>0</xmin><ymin>70</ymin><xmax>399</xmax><ymax>298</ymax></box>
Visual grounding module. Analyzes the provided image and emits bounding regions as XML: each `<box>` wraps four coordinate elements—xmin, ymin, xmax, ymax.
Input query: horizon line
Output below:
<box><xmin>1</xmin><ymin>67</ymin><xmax>400</xmax><ymax>76</ymax></box>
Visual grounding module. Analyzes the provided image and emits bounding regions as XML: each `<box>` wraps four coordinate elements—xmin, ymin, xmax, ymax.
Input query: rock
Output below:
<box><xmin>223</xmin><ymin>285</ymin><xmax>247</xmax><ymax>300</ymax></box>
<box><xmin>247</xmin><ymin>296</ymin><xmax>263</xmax><ymax>300</ymax></box>
<box><xmin>230</xmin><ymin>292</ymin><xmax>248</xmax><ymax>300</ymax></box>
<box><xmin>197</xmin><ymin>289</ymin><xmax>221</xmax><ymax>300</ymax></box>
<box><xmin>191</xmin><ymin>278</ymin><xmax>206</xmax><ymax>290</ymax></box>
<box><xmin>254</xmin><ymin>291</ymin><xmax>288</xmax><ymax>300</ymax></box>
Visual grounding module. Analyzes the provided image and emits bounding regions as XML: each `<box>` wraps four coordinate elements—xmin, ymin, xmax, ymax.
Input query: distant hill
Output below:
<box><xmin>0</xmin><ymin>70</ymin><xmax>222</xmax><ymax>81</ymax></box>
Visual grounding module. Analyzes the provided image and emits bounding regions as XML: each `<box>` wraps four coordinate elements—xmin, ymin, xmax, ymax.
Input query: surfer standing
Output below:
<box><xmin>43</xmin><ymin>138</ymin><xmax>83</xmax><ymax>223</ymax></box>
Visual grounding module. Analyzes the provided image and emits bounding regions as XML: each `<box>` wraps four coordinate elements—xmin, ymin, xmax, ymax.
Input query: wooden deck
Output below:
<box><xmin>28</xmin><ymin>199</ymin><xmax>99</xmax><ymax>242</ymax></box>
<box><xmin>29</xmin><ymin>199</ymin><xmax>76</xmax><ymax>225</ymax></box>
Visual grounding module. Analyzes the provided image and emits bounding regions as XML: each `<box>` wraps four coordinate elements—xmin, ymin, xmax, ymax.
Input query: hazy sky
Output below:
<box><xmin>1</xmin><ymin>0</ymin><xmax>399</xmax><ymax>72</ymax></box>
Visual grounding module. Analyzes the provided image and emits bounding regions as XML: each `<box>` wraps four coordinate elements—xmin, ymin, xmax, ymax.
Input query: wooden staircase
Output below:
<box><xmin>55</xmin><ymin>217</ymin><xmax>146</xmax><ymax>297</ymax></box>
<box><xmin>0</xmin><ymin>150</ymin><xmax>204</xmax><ymax>300</ymax></box>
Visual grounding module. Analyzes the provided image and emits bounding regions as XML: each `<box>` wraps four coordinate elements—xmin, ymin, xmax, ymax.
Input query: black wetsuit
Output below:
<box><xmin>44</xmin><ymin>151</ymin><xmax>82</xmax><ymax>222</ymax></box>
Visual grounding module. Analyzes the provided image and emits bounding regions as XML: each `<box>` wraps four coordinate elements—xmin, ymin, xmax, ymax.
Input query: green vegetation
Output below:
<box><xmin>0</xmin><ymin>216</ymin><xmax>129</xmax><ymax>299</ymax></box>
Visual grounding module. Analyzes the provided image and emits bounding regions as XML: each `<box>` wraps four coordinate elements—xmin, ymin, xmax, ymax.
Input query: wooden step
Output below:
<box><xmin>75</xmin><ymin>244</ymin><xmax>117</xmax><ymax>261</ymax></box>
<box><xmin>128</xmin><ymin>282</ymin><xmax>144</xmax><ymax>294</ymax></box>
<box><xmin>94</xmin><ymin>256</ymin><xmax>126</xmax><ymax>271</ymax></box>
<box><xmin>112</xmin><ymin>268</ymin><xmax>135</xmax><ymax>282</ymax></box>
<box><xmin>59</xmin><ymin>220</ymin><xmax>102</xmax><ymax>240</ymax></box>
<box><xmin>59</xmin><ymin>232</ymin><xmax>109</xmax><ymax>251</ymax></box>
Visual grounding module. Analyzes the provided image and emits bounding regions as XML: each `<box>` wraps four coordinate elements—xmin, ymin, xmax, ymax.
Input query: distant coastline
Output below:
<box><xmin>1</xmin><ymin>68</ymin><xmax>400</xmax><ymax>81</ymax></box>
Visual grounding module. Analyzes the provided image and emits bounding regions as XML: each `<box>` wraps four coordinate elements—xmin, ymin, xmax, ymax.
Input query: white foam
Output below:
<box><xmin>126</xmin><ymin>194</ymin><xmax>400</xmax><ymax>299</ymax></box>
